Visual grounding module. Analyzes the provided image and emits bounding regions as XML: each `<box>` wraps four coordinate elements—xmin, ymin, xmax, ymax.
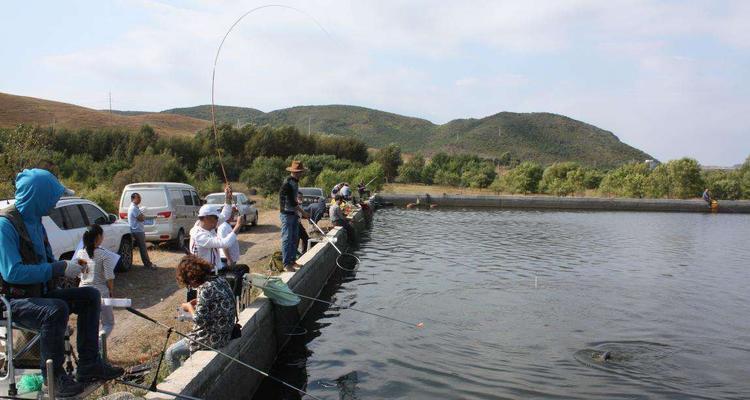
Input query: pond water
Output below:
<box><xmin>253</xmin><ymin>209</ymin><xmax>750</xmax><ymax>399</ymax></box>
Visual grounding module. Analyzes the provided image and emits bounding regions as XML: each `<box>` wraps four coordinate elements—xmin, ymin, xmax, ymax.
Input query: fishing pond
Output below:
<box><xmin>253</xmin><ymin>208</ymin><xmax>750</xmax><ymax>399</ymax></box>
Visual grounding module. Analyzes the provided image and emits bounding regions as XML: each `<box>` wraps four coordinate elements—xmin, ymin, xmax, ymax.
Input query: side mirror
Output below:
<box><xmin>249</xmin><ymin>200</ymin><xmax>256</xmax><ymax>205</ymax></box>
<box><xmin>108</xmin><ymin>214</ymin><xmax>117</xmax><ymax>223</ymax></box>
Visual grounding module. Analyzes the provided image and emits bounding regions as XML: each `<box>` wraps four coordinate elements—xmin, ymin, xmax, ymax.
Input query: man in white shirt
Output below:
<box><xmin>127</xmin><ymin>193</ymin><xmax>156</xmax><ymax>269</ymax></box>
<box><xmin>216</xmin><ymin>191</ymin><xmax>250</xmax><ymax>295</ymax></box>
<box><xmin>189</xmin><ymin>204</ymin><xmax>243</xmax><ymax>273</ymax></box>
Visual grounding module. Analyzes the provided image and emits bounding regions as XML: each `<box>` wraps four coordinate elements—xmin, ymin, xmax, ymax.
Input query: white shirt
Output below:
<box><xmin>217</xmin><ymin>202</ymin><xmax>241</xmax><ymax>263</ymax></box>
<box><xmin>189</xmin><ymin>204</ymin><xmax>237</xmax><ymax>273</ymax></box>
<box><xmin>127</xmin><ymin>202</ymin><xmax>144</xmax><ymax>232</ymax></box>
<box><xmin>75</xmin><ymin>247</ymin><xmax>117</xmax><ymax>296</ymax></box>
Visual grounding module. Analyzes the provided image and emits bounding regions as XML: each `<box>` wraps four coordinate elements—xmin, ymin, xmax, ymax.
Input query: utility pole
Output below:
<box><xmin>237</xmin><ymin>118</ymin><xmax>240</xmax><ymax>130</ymax></box>
<box><xmin>308</xmin><ymin>116</ymin><xmax>311</xmax><ymax>135</ymax></box>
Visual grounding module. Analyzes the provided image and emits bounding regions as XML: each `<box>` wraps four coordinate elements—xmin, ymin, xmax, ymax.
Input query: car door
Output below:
<box><xmin>80</xmin><ymin>203</ymin><xmax>118</xmax><ymax>250</ymax></box>
<box><xmin>59</xmin><ymin>204</ymin><xmax>88</xmax><ymax>255</ymax></box>
<box><xmin>181</xmin><ymin>190</ymin><xmax>195</xmax><ymax>232</ymax></box>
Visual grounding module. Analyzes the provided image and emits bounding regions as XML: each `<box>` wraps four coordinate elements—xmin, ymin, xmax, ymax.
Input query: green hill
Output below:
<box><xmin>164</xmin><ymin>104</ymin><xmax>652</xmax><ymax>167</ymax></box>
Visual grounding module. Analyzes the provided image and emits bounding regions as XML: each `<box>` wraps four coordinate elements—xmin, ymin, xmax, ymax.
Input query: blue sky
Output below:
<box><xmin>1</xmin><ymin>0</ymin><xmax>748</xmax><ymax>165</ymax></box>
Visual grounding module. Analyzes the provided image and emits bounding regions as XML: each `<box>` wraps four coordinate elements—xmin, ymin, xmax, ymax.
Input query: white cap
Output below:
<box><xmin>198</xmin><ymin>204</ymin><xmax>221</xmax><ymax>218</ymax></box>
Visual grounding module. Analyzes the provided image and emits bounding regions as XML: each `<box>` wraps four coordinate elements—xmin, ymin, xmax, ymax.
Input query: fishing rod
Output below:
<box><xmin>307</xmin><ymin>218</ymin><xmax>361</xmax><ymax>272</ymax></box>
<box><xmin>254</xmin><ymin>282</ymin><xmax>424</xmax><ymax>329</ymax></box>
<box><xmin>125</xmin><ymin>307</ymin><xmax>325</xmax><ymax>400</ymax></box>
<box><xmin>210</xmin><ymin>5</ymin><xmax>332</xmax><ymax>184</ymax></box>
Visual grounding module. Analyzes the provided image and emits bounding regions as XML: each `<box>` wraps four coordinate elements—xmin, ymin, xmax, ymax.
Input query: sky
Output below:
<box><xmin>1</xmin><ymin>0</ymin><xmax>748</xmax><ymax>166</ymax></box>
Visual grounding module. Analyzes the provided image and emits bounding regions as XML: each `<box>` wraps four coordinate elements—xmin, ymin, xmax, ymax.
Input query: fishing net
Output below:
<box><xmin>251</xmin><ymin>273</ymin><xmax>300</xmax><ymax>306</ymax></box>
<box><xmin>336</xmin><ymin>253</ymin><xmax>361</xmax><ymax>272</ymax></box>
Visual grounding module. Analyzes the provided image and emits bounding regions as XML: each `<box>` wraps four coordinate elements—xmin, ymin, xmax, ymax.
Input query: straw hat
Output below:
<box><xmin>286</xmin><ymin>160</ymin><xmax>307</xmax><ymax>172</ymax></box>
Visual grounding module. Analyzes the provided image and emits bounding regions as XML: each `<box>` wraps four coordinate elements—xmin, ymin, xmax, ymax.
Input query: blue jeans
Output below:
<box><xmin>166</xmin><ymin>338</ymin><xmax>190</xmax><ymax>371</ymax></box>
<box><xmin>280</xmin><ymin>213</ymin><xmax>299</xmax><ymax>266</ymax></box>
<box><xmin>10</xmin><ymin>286</ymin><xmax>102</xmax><ymax>376</ymax></box>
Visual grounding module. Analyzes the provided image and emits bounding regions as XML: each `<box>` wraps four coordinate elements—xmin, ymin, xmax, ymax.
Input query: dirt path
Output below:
<box><xmin>106</xmin><ymin>211</ymin><xmax>284</xmax><ymax>364</ymax></box>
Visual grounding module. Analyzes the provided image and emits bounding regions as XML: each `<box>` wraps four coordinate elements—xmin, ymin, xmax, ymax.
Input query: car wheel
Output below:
<box><xmin>251</xmin><ymin>211</ymin><xmax>258</xmax><ymax>226</ymax></box>
<box><xmin>173</xmin><ymin>228</ymin><xmax>186</xmax><ymax>251</ymax></box>
<box><xmin>116</xmin><ymin>237</ymin><xmax>133</xmax><ymax>273</ymax></box>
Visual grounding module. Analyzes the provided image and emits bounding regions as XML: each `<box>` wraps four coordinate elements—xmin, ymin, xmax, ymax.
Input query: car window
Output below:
<box><xmin>81</xmin><ymin>204</ymin><xmax>108</xmax><ymax>225</ymax></box>
<box><xmin>237</xmin><ymin>194</ymin><xmax>246</xmax><ymax>204</ymax></box>
<box><xmin>48</xmin><ymin>207</ymin><xmax>66</xmax><ymax>229</ymax></box>
<box><xmin>191</xmin><ymin>192</ymin><xmax>200</xmax><ymax>206</ymax></box>
<box><xmin>169</xmin><ymin>189</ymin><xmax>184</xmax><ymax>206</ymax></box>
<box><xmin>63</xmin><ymin>205</ymin><xmax>87</xmax><ymax>229</ymax></box>
<box><xmin>123</xmin><ymin>189</ymin><xmax>168</xmax><ymax>208</ymax></box>
<box><xmin>206</xmin><ymin>194</ymin><xmax>223</xmax><ymax>204</ymax></box>
<box><xmin>182</xmin><ymin>190</ymin><xmax>194</xmax><ymax>206</ymax></box>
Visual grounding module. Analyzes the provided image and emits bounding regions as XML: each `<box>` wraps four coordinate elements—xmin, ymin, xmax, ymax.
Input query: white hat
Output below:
<box><xmin>198</xmin><ymin>204</ymin><xmax>221</xmax><ymax>218</ymax></box>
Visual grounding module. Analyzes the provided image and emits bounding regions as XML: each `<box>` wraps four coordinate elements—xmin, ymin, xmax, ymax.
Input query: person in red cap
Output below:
<box><xmin>279</xmin><ymin>160</ymin><xmax>309</xmax><ymax>272</ymax></box>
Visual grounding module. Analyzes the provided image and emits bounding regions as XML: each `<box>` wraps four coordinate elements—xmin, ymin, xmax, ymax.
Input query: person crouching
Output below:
<box><xmin>166</xmin><ymin>255</ymin><xmax>236</xmax><ymax>371</ymax></box>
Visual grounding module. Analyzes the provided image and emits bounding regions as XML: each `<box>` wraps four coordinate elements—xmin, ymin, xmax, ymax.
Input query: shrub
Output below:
<box><xmin>397</xmin><ymin>154</ymin><xmax>425</xmax><ymax>183</ymax></box>
<box><xmin>495</xmin><ymin>162</ymin><xmax>544</xmax><ymax>194</ymax></box>
<box><xmin>460</xmin><ymin>161</ymin><xmax>496</xmax><ymax>188</ymax></box>
<box><xmin>112</xmin><ymin>153</ymin><xmax>188</xmax><ymax>192</ymax></box>
<box><xmin>240</xmin><ymin>157</ymin><xmax>287</xmax><ymax>196</ymax></box>
<box><xmin>599</xmin><ymin>162</ymin><xmax>650</xmax><ymax>198</ymax></box>
<box><xmin>540</xmin><ymin>162</ymin><xmax>586</xmax><ymax>196</ymax></box>
<box><xmin>433</xmin><ymin>169</ymin><xmax>461</xmax><ymax>187</ymax></box>
<box><xmin>80</xmin><ymin>185</ymin><xmax>120</xmax><ymax>214</ymax></box>
<box><xmin>645</xmin><ymin>158</ymin><xmax>703</xmax><ymax>199</ymax></box>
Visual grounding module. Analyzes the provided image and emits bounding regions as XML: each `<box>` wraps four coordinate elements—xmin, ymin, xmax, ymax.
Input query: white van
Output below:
<box><xmin>118</xmin><ymin>182</ymin><xmax>201</xmax><ymax>247</ymax></box>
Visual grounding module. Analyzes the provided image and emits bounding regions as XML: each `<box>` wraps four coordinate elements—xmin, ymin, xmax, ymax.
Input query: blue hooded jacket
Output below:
<box><xmin>0</xmin><ymin>169</ymin><xmax>65</xmax><ymax>285</ymax></box>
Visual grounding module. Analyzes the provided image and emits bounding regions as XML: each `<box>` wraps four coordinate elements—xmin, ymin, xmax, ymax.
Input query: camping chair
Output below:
<box><xmin>0</xmin><ymin>294</ymin><xmax>43</xmax><ymax>396</ymax></box>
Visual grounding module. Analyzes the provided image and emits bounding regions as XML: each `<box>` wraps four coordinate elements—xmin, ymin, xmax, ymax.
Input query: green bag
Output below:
<box><xmin>251</xmin><ymin>273</ymin><xmax>300</xmax><ymax>306</ymax></box>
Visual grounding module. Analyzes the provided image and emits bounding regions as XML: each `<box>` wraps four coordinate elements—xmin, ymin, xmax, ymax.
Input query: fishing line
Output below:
<box><xmin>307</xmin><ymin>218</ymin><xmax>361</xmax><ymax>272</ymax></box>
<box><xmin>125</xmin><ymin>307</ymin><xmax>325</xmax><ymax>400</ymax></box>
<box><xmin>254</xmin><ymin>282</ymin><xmax>424</xmax><ymax>329</ymax></box>
<box><xmin>210</xmin><ymin>5</ymin><xmax>333</xmax><ymax>184</ymax></box>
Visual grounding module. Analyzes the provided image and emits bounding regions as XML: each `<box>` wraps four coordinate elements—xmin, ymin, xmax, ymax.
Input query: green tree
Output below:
<box><xmin>377</xmin><ymin>143</ymin><xmax>402</xmax><ymax>182</ymax></box>
<box><xmin>460</xmin><ymin>161</ymin><xmax>496</xmax><ymax>188</ymax></box>
<box><xmin>397</xmin><ymin>153</ymin><xmax>425</xmax><ymax>183</ymax></box>
<box><xmin>666</xmin><ymin>157</ymin><xmax>703</xmax><ymax>199</ymax></box>
<box><xmin>539</xmin><ymin>162</ymin><xmax>586</xmax><ymax>196</ymax></box>
<box><xmin>599</xmin><ymin>162</ymin><xmax>650</xmax><ymax>198</ymax></box>
<box><xmin>495</xmin><ymin>162</ymin><xmax>544</xmax><ymax>194</ymax></box>
<box><xmin>112</xmin><ymin>152</ymin><xmax>188</xmax><ymax>192</ymax></box>
<box><xmin>239</xmin><ymin>157</ymin><xmax>287</xmax><ymax>196</ymax></box>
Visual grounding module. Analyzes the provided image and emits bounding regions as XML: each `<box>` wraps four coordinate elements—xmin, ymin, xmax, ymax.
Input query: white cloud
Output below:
<box><xmin>15</xmin><ymin>0</ymin><xmax>750</xmax><ymax>164</ymax></box>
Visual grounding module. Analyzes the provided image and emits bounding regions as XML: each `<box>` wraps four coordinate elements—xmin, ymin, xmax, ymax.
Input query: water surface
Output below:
<box><xmin>255</xmin><ymin>209</ymin><xmax>750</xmax><ymax>399</ymax></box>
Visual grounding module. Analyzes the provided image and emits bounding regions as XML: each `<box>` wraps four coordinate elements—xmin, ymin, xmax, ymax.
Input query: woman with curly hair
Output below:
<box><xmin>165</xmin><ymin>254</ymin><xmax>236</xmax><ymax>371</ymax></box>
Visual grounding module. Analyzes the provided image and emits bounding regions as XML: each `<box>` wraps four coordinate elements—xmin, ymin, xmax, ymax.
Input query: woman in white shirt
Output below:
<box><xmin>75</xmin><ymin>224</ymin><xmax>116</xmax><ymax>338</ymax></box>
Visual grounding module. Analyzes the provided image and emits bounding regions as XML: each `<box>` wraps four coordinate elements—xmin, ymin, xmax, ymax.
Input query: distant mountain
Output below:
<box><xmin>0</xmin><ymin>92</ymin><xmax>208</xmax><ymax>137</ymax></box>
<box><xmin>0</xmin><ymin>92</ymin><xmax>653</xmax><ymax>167</ymax></box>
<box><xmin>168</xmin><ymin>104</ymin><xmax>651</xmax><ymax>167</ymax></box>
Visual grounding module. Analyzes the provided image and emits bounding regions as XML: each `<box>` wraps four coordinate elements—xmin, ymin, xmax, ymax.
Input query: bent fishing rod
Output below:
<box><xmin>125</xmin><ymin>307</ymin><xmax>324</xmax><ymax>400</ymax></box>
<box><xmin>254</xmin><ymin>282</ymin><xmax>424</xmax><ymax>329</ymax></box>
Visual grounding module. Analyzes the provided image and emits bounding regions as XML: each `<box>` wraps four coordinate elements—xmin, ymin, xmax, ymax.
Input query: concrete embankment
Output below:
<box><xmin>145</xmin><ymin>209</ymin><xmax>368</xmax><ymax>400</ymax></box>
<box><xmin>375</xmin><ymin>193</ymin><xmax>750</xmax><ymax>213</ymax></box>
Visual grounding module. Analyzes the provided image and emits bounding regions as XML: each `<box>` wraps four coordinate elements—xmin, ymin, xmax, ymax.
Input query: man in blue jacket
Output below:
<box><xmin>0</xmin><ymin>169</ymin><xmax>123</xmax><ymax>396</ymax></box>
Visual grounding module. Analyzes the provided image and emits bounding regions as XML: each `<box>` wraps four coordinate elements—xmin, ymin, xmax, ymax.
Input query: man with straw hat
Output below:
<box><xmin>279</xmin><ymin>160</ymin><xmax>309</xmax><ymax>272</ymax></box>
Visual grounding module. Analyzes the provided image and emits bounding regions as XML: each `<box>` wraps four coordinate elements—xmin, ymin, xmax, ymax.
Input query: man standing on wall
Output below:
<box><xmin>279</xmin><ymin>161</ymin><xmax>309</xmax><ymax>272</ymax></box>
<box><xmin>127</xmin><ymin>193</ymin><xmax>156</xmax><ymax>269</ymax></box>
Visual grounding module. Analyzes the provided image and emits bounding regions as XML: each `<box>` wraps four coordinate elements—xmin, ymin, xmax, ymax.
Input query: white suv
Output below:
<box><xmin>1</xmin><ymin>197</ymin><xmax>135</xmax><ymax>272</ymax></box>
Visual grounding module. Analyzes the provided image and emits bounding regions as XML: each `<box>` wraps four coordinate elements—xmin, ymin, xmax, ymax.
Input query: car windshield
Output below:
<box><xmin>206</xmin><ymin>194</ymin><xmax>238</xmax><ymax>204</ymax></box>
<box><xmin>121</xmin><ymin>189</ymin><xmax>167</xmax><ymax>208</ymax></box>
<box><xmin>299</xmin><ymin>188</ymin><xmax>323</xmax><ymax>197</ymax></box>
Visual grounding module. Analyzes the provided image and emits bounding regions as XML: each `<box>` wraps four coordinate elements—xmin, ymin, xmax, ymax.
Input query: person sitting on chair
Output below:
<box><xmin>166</xmin><ymin>255</ymin><xmax>236</xmax><ymax>371</ymax></box>
<box><xmin>0</xmin><ymin>169</ymin><xmax>123</xmax><ymax>397</ymax></box>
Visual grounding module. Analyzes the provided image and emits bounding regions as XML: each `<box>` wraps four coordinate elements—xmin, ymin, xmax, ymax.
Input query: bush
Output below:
<box><xmin>460</xmin><ymin>161</ymin><xmax>496</xmax><ymax>188</ymax></box>
<box><xmin>80</xmin><ymin>185</ymin><xmax>120</xmax><ymax>214</ymax></box>
<box><xmin>433</xmin><ymin>169</ymin><xmax>461</xmax><ymax>186</ymax></box>
<box><xmin>540</xmin><ymin>162</ymin><xmax>586</xmax><ymax>196</ymax></box>
<box><xmin>397</xmin><ymin>154</ymin><xmax>425</xmax><ymax>183</ymax></box>
<box><xmin>494</xmin><ymin>162</ymin><xmax>544</xmax><ymax>194</ymax></box>
<box><xmin>599</xmin><ymin>162</ymin><xmax>650</xmax><ymax>198</ymax></box>
<box><xmin>645</xmin><ymin>158</ymin><xmax>703</xmax><ymax>199</ymax></box>
<box><xmin>189</xmin><ymin>173</ymin><xmax>224</xmax><ymax>197</ymax></box>
<box><xmin>240</xmin><ymin>157</ymin><xmax>287</xmax><ymax>196</ymax></box>
<box><xmin>112</xmin><ymin>153</ymin><xmax>188</xmax><ymax>192</ymax></box>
